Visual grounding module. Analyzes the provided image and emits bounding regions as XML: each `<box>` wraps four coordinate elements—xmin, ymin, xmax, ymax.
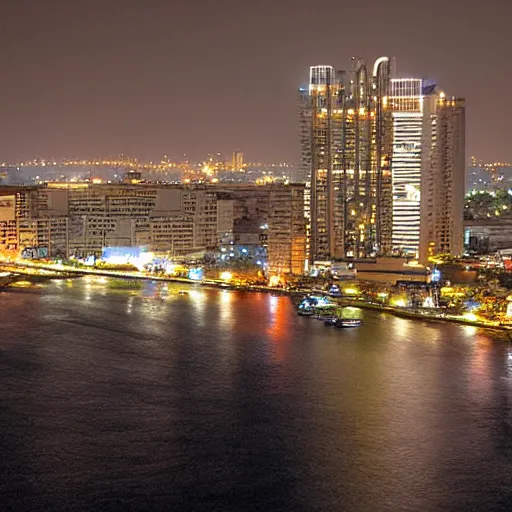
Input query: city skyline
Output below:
<box><xmin>299</xmin><ymin>57</ymin><xmax>465</xmax><ymax>263</ymax></box>
<box><xmin>1</xmin><ymin>0</ymin><xmax>510</xmax><ymax>163</ymax></box>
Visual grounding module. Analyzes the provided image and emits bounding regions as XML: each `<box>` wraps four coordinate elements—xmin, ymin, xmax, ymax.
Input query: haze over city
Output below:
<box><xmin>1</xmin><ymin>0</ymin><xmax>511</xmax><ymax>163</ymax></box>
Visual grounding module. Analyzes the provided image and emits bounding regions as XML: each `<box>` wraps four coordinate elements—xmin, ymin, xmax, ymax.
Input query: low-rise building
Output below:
<box><xmin>464</xmin><ymin>218</ymin><xmax>512</xmax><ymax>253</ymax></box>
<box><xmin>0</xmin><ymin>182</ymin><xmax>308</xmax><ymax>274</ymax></box>
<box><xmin>267</xmin><ymin>184</ymin><xmax>306</xmax><ymax>275</ymax></box>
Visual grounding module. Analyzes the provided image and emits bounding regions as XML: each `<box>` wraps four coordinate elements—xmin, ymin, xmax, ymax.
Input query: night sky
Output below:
<box><xmin>1</xmin><ymin>0</ymin><xmax>510</xmax><ymax>163</ymax></box>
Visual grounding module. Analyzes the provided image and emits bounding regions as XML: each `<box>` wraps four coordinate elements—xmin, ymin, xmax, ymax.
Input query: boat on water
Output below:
<box><xmin>297</xmin><ymin>304</ymin><xmax>315</xmax><ymax>316</ymax></box>
<box><xmin>297</xmin><ymin>295</ymin><xmax>333</xmax><ymax>316</ymax></box>
<box><xmin>328</xmin><ymin>284</ymin><xmax>342</xmax><ymax>297</ymax></box>
<box><xmin>324</xmin><ymin>307</ymin><xmax>363</xmax><ymax>328</ymax></box>
<box><xmin>335</xmin><ymin>318</ymin><xmax>363</xmax><ymax>328</ymax></box>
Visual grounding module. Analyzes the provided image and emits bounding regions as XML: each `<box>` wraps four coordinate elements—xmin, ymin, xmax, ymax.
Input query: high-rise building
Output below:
<box><xmin>298</xmin><ymin>65</ymin><xmax>343</xmax><ymax>263</ymax></box>
<box><xmin>424</xmin><ymin>95</ymin><xmax>466</xmax><ymax>257</ymax></box>
<box><xmin>389</xmin><ymin>82</ymin><xmax>465</xmax><ymax>261</ymax></box>
<box><xmin>299</xmin><ymin>57</ymin><xmax>393</xmax><ymax>264</ymax></box>
<box><xmin>389</xmin><ymin>78</ymin><xmax>436</xmax><ymax>256</ymax></box>
<box><xmin>231</xmin><ymin>151</ymin><xmax>244</xmax><ymax>171</ymax></box>
<box><xmin>267</xmin><ymin>184</ymin><xmax>306</xmax><ymax>275</ymax></box>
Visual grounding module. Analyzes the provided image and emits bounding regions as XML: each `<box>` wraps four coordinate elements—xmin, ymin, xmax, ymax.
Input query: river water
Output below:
<box><xmin>1</xmin><ymin>278</ymin><xmax>512</xmax><ymax>511</ymax></box>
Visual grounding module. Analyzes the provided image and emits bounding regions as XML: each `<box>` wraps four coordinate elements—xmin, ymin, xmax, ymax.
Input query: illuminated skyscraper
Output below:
<box><xmin>299</xmin><ymin>65</ymin><xmax>343</xmax><ymax>263</ymax></box>
<box><xmin>231</xmin><ymin>151</ymin><xmax>244</xmax><ymax>171</ymax></box>
<box><xmin>390</xmin><ymin>78</ymin><xmax>435</xmax><ymax>256</ymax></box>
<box><xmin>299</xmin><ymin>57</ymin><xmax>393</xmax><ymax>264</ymax></box>
<box><xmin>389</xmin><ymin>81</ymin><xmax>465</xmax><ymax>261</ymax></box>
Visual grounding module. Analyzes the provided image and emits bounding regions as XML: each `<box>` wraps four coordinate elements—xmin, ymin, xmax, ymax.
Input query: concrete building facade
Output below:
<box><xmin>389</xmin><ymin>81</ymin><xmax>466</xmax><ymax>262</ymax></box>
<box><xmin>0</xmin><ymin>182</ymin><xmax>307</xmax><ymax>274</ymax></box>
<box><xmin>464</xmin><ymin>218</ymin><xmax>512</xmax><ymax>253</ymax></box>
<box><xmin>267</xmin><ymin>184</ymin><xmax>306</xmax><ymax>275</ymax></box>
<box><xmin>423</xmin><ymin>96</ymin><xmax>466</xmax><ymax>258</ymax></box>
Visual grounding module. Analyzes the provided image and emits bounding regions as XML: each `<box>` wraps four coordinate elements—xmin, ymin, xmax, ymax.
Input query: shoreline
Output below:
<box><xmin>338</xmin><ymin>299</ymin><xmax>512</xmax><ymax>334</ymax></box>
<box><xmin>2</xmin><ymin>260</ymin><xmax>511</xmax><ymax>334</ymax></box>
<box><xmin>0</xmin><ymin>260</ymin><xmax>294</xmax><ymax>295</ymax></box>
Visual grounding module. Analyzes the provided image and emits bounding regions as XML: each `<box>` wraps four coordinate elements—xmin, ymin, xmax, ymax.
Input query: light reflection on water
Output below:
<box><xmin>462</xmin><ymin>325</ymin><xmax>479</xmax><ymax>337</ymax></box>
<box><xmin>507</xmin><ymin>350</ymin><xmax>512</xmax><ymax>378</ymax></box>
<box><xmin>126</xmin><ymin>295</ymin><xmax>133</xmax><ymax>314</ymax></box>
<box><xmin>388</xmin><ymin>316</ymin><xmax>413</xmax><ymax>340</ymax></box>
<box><xmin>188</xmin><ymin>288</ymin><xmax>206</xmax><ymax>326</ymax></box>
<box><xmin>1</xmin><ymin>278</ymin><xmax>511</xmax><ymax>511</ymax></box>
<box><xmin>218</xmin><ymin>290</ymin><xmax>235</xmax><ymax>331</ymax></box>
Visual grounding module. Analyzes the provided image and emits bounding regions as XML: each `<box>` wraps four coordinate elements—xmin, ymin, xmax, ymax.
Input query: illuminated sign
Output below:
<box><xmin>188</xmin><ymin>268</ymin><xmax>204</xmax><ymax>281</ymax></box>
<box><xmin>101</xmin><ymin>246</ymin><xmax>154</xmax><ymax>270</ymax></box>
<box><xmin>21</xmin><ymin>247</ymin><xmax>48</xmax><ymax>259</ymax></box>
<box><xmin>431</xmin><ymin>269</ymin><xmax>441</xmax><ymax>283</ymax></box>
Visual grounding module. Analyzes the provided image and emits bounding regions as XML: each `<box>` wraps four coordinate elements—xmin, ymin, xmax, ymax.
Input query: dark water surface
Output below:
<box><xmin>1</xmin><ymin>278</ymin><xmax>512</xmax><ymax>511</ymax></box>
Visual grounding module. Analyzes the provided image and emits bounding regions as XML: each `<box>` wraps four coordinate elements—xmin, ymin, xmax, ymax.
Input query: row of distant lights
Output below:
<box><xmin>8</xmin><ymin>160</ymin><xmax>294</xmax><ymax>169</ymax></box>
<box><xmin>467</xmin><ymin>189</ymin><xmax>512</xmax><ymax>197</ymax></box>
<box><xmin>470</xmin><ymin>156</ymin><xmax>512</xmax><ymax>168</ymax></box>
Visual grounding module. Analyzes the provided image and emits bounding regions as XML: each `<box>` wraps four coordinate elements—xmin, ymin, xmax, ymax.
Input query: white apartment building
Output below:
<box><xmin>390</xmin><ymin>78</ymin><xmax>433</xmax><ymax>257</ymax></box>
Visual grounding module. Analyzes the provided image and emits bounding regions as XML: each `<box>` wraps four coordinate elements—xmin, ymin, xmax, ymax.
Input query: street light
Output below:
<box><xmin>220</xmin><ymin>271</ymin><xmax>232</xmax><ymax>281</ymax></box>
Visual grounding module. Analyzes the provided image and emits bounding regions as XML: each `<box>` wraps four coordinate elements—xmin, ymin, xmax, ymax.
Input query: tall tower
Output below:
<box><xmin>341</xmin><ymin>56</ymin><xmax>393</xmax><ymax>259</ymax></box>
<box><xmin>426</xmin><ymin>95</ymin><xmax>466</xmax><ymax>257</ymax></box>
<box><xmin>299</xmin><ymin>65</ymin><xmax>343</xmax><ymax>264</ymax></box>
<box><xmin>390</xmin><ymin>78</ymin><xmax>437</xmax><ymax>258</ymax></box>
<box><xmin>389</xmin><ymin>80</ymin><xmax>465</xmax><ymax>262</ymax></box>
<box><xmin>231</xmin><ymin>151</ymin><xmax>244</xmax><ymax>171</ymax></box>
<box><xmin>299</xmin><ymin>57</ymin><xmax>393</xmax><ymax>264</ymax></box>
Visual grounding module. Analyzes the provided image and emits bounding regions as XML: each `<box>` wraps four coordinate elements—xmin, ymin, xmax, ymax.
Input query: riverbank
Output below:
<box><xmin>3</xmin><ymin>259</ymin><xmax>511</xmax><ymax>334</ymax></box>
<box><xmin>338</xmin><ymin>298</ymin><xmax>512</xmax><ymax>334</ymax></box>
<box><xmin>0</xmin><ymin>260</ymin><xmax>294</xmax><ymax>295</ymax></box>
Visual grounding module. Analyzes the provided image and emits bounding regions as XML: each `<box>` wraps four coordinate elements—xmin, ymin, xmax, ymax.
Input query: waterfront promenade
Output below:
<box><xmin>2</xmin><ymin>258</ymin><xmax>511</xmax><ymax>334</ymax></box>
<box><xmin>0</xmin><ymin>259</ymin><xmax>288</xmax><ymax>294</ymax></box>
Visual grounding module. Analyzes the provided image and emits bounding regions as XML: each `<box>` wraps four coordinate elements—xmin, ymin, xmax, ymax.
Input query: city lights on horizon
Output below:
<box><xmin>0</xmin><ymin>151</ymin><xmax>300</xmax><ymax>189</ymax></box>
<box><xmin>1</xmin><ymin>155</ymin><xmax>296</xmax><ymax>170</ymax></box>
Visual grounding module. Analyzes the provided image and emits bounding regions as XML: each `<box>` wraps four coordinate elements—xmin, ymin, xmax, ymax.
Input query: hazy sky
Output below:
<box><xmin>1</xmin><ymin>0</ymin><xmax>510</xmax><ymax>163</ymax></box>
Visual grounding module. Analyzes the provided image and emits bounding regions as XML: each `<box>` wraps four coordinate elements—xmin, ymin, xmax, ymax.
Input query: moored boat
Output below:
<box><xmin>324</xmin><ymin>306</ymin><xmax>363</xmax><ymax>328</ymax></box>
<box><xmin>297</xmin><ymin>305</ymin><xmax>315</xmax><ymax>316</ymax></box>
<box><xmin>324</xmin><ymin>316</ymin><xmax>338</xmax><ymax>326</ymax></box>
<box><xmin>335</xmin><ymin>318</ymin><xmax>362</xmax><ymax>328</ymax></box>
<box><xmin>297</xmin><ymin>295</ymin><xmax>332</xmax><ymax>316</ymax></box>
<box><xmin>328</xmin><ymin>284</ymin><xmax>342</xmax><ymax>297</ymax></box>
